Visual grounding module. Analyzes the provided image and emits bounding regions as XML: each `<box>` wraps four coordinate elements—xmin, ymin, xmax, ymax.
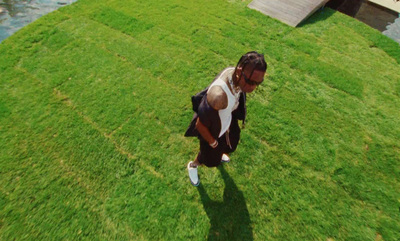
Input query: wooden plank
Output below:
<box><xmin>248</xmin><ymin>0</ymin><xmax>329</xmax><ymax>27</ymax></box>
<box><xmin>368</xmin><ymin>0</ymin><xmax>400</xmax><ymax>13</ymax></box>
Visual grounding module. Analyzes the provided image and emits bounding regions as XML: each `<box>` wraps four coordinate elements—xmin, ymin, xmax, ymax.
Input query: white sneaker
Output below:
<box><xmin>187</xmin><ymin>161</ymin><xmax>200</xmax><ymax>186</ymax></box>
<box><xmin>221</xmin><ymin>154</ymin><xmax>230</xmax><ymax>163</ymax></box>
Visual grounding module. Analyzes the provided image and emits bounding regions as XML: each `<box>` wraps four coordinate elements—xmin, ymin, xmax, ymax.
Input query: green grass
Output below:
<box><xmin>1</xmin><ymin>0</ymin><xmax>400</xmax><ymax>240</ymax></box>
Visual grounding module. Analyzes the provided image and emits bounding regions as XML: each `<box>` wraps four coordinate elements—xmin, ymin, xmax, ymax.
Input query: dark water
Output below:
<box><xmin>0</xmin><ymin>0</ymin><xmax>76</xmax><ymax>43</ymax></box>
<box><xmin>327</xmin><ymin>0</ymin><xmax>400</xmax><ymax>44</ymax></box>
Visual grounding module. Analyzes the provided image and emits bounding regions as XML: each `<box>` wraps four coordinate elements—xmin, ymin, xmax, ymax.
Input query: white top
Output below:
<box><xmin>207</xmin><ymin>67</ymin><xmax>241</xmax><ymax>138</ymax></box>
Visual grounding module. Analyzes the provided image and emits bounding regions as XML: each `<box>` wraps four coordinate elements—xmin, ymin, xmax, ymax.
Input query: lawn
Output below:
<box><xmin>1</xmin><ymin>0</ymin><xmax>400</xmax><ymax>240</ymax></box>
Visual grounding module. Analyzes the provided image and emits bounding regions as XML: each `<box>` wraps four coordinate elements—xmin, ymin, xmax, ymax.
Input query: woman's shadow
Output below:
<box><xmin>197</xmin><ymin>165</ymin><xmax>253</xmax><ymax>241</ymax></box>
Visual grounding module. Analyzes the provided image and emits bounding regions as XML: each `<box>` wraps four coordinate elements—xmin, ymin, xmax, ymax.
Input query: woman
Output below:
<box><xmin>185</xmin><ymin>51</ymin><xmax>267</xmax><ymax>186</ymax></box>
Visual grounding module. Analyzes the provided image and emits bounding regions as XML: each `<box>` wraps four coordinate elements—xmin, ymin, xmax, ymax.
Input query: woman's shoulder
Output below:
<box><xmin>210</xmin><ymin>67</ymin><xmax>234</xmax><ymax>84</ymax></box>
<box><xmin>207</xmin><ymin>85</ymin><xmax>228</xmax><ymax>110</ymax></box>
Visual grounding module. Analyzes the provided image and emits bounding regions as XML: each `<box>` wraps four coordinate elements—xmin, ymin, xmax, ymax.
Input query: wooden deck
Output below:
<box><xmin>248</xmin><ymin>0</ymin><xmax>330</xmax><ymax>27</ymax></box>
<box><xmin>368</xmin><ymin>0</ymin><xmax>400</xmax><ymax>13</ymax></box>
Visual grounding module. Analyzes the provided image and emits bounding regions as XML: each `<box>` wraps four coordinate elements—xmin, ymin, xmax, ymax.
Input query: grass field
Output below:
<box><xmin>1</xmin><ymin>0</ymin><xmax>400</xmax><ymax>240</ymax></box>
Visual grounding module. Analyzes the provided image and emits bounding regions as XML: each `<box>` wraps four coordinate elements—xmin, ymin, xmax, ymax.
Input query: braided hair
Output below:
<box><xmin>234</xmin><ymin>51</ymin><xmax>267</xmax><ymax>83</ymax></box>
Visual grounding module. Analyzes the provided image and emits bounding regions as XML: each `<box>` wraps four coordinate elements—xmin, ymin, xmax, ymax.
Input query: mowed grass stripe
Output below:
<box><xmin>10</xmin><ymin>16</ymin><xmax>201</xmax><ymax>184</ymax></box>
<box><xmin>0</xmin><ymin>68</ymin><xmax>206</xmax><ymax>240</ymax></box>
<box><xmin>73</xmin><ymin>0</ymin><xmax>291</xmax><ymax>80</ymax></box>
<box><xmin>19</xmin><ymin>31</ymin><xmax>191</xmax><ymax>134</ymax></box>
<box><xmin>62</xmin><ymin>4</ymin><xmax>368</xmax><ymax>106</ymax></box>
<box><xmin>62</xmin><ymin>0</ymin><xmax>378</xmax><ymax>103</ymax></box>
<box><xmin>54</xmin><ymin>16</ymin><xmax>220</xmax><ymax>90</ymax></box>
<box><xmin>247</xmin><ymin>79</ymin><xmax>399</xmax><ymax>213</ymax></box>
<box><xmin>11</xmin><ymin>17</ymin><xmax>202</xmax><ymax>191</ymax></box>
<box><xmin>17</xmin><ymin>43</ymin><xmax>194</xmax><ymax>182</ymax></box>
<box><xmin>0</xmin><ymin>69</ymin><xmax>134</xmax><ymax>240</ymax></box>
<box><xmin>225</xmin><ymin>132</ymin><xmax>380</xmax><ymax>240</ymax></box>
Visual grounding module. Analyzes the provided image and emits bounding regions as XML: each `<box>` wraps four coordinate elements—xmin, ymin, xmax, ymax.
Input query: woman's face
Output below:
<box><xmin>236</xmin><ymin>67</ymin><xmax>265</xmax><ymax>93</ymax></box>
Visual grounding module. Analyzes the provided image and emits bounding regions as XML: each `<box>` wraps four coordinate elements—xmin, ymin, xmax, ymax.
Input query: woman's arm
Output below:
<box><xmin>196</xmin><ymin>86</ymin><xmax>227</xmax><ymax>147</ymax></box>
<box><xmin>195</xmin><ymin>118</ymin><xmax>216</xmax><ymax>146</ymax></box>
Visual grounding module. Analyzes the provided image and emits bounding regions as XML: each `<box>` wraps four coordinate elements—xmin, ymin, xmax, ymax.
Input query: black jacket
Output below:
<box><xmin>184</xmin><ymin>88</ymin><xmax>246</xmax><ymax>138</ymax></box>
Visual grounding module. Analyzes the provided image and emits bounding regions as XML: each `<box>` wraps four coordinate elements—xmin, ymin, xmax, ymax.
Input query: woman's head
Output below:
<box><xmin>234</xmin><ymin>51</ymin><xmax>267</xmax><ymax>93</ymax></box>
